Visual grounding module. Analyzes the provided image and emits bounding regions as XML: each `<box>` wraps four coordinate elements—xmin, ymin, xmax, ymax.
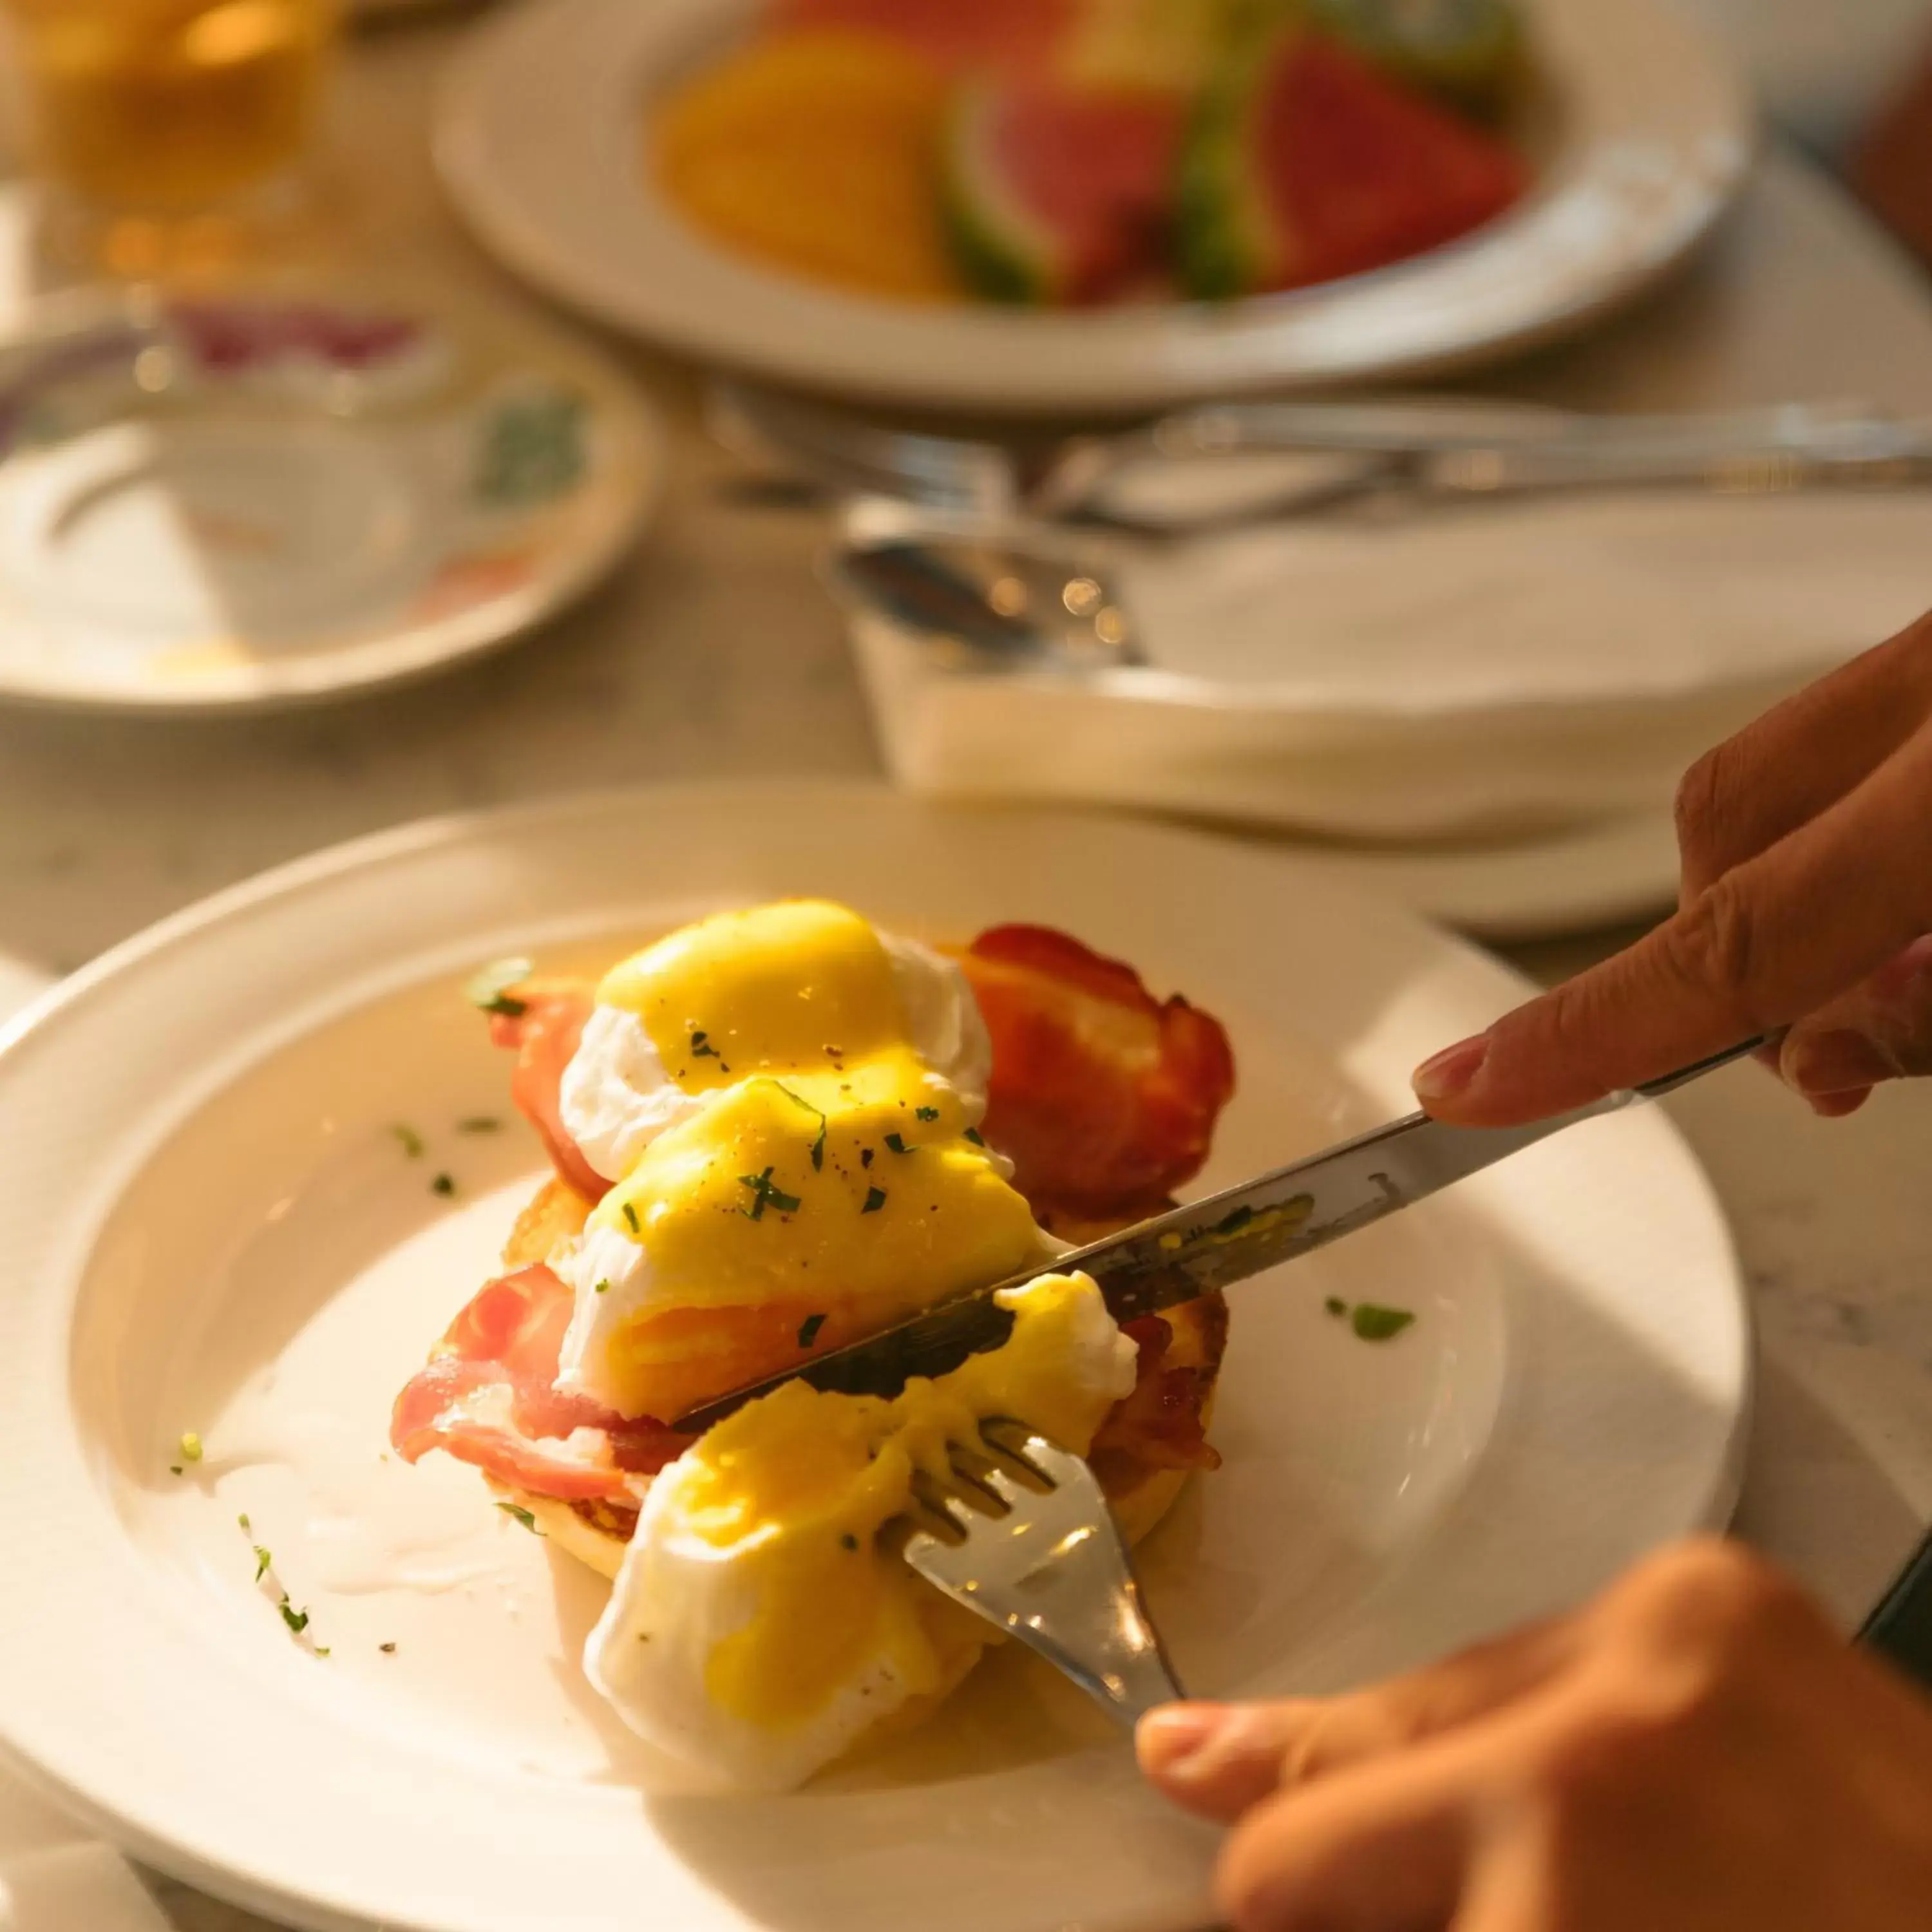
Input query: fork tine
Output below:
<box><xmin>898</xmin><ymin>1427</ymin><xmax>1186</xmax><ymax>1725</ymax></box>
<box><xmin>943</xmin><ymin>1441</ymin><xmax>1016</xmax><ymax>1515</ymax></box>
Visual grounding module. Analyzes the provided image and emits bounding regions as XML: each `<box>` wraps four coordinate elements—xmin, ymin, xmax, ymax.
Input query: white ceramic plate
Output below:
<box><xmin>0</xmin><ymin>281</ymin><xmax>663</xmax><ymax>712</ymax></box>
<box><xmin>436</xmin><ymin>0</ymin><xmax>1752</xmax><ymax>414</ymax></box>
<box><xmin>1281</xmin><ymin>804</ymin><xmax>1680</xmax><ymax>940</ymax></box>
<box><xmin>0</xmin><ymin>783</ymin><xmax>1747</xmax><ymax>1932</ymax></box>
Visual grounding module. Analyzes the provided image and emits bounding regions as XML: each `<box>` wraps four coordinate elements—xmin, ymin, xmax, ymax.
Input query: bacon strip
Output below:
<box><xmin>488</xmin><ymin>981</ymin><xmax>605</xmax><ymax>1202</ymax></box>
<box><xmin>1090</xmin><ymin>1311</ymin><xmax>1224</xmax><ymax>1489</ymax></box>
<box><xmin>390</xmin><ymin>1265</ymin><xmax>688</xmax><ymax>1502</ymax></box>
<box><xmin>960</xmin><ymin>926</ymin><xmax>1236</xmax><ymax>1220</ymax></box>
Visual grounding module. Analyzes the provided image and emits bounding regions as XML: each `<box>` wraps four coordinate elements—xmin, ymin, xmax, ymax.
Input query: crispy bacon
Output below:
<box><xmin>1090</xmin><ymin>1309</ymin><xmax>1225</xmax><ymax>1492</ymax></box>
<box><xmin>960</xmin><ymin>926</ymin><xmax>1235</xmax><ymax>1221</ymax></box>
<box><xmin>390</xmin><ymin>1265</ymin><xmax>689</xmax><ymax>1502</ymax></box>
<box><xmin>488</xmin><ymin>981</ymin><xmax>605</xmax><ymax>1202</ymax></box>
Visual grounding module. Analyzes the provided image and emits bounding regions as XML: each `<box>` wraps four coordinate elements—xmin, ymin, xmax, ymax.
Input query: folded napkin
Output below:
<box><xmin>853</xmin><ymin>488</ymin><xmax>1932</xmax><ymax>838</ymax></box>
<box><xmin>1119</xmin><ymin>489</ymin><xmax>1932</xmax><ymax>712</ymax></box>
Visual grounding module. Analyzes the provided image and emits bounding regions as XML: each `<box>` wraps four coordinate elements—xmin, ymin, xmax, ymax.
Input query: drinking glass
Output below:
<box><xmin>3</xmin><ymin>0</ymin><xmax>343</xmax><ymax>274</ymax></box>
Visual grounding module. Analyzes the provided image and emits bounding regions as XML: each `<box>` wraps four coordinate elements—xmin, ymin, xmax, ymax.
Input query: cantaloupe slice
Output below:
<box><xmin>654</xmin><ymin>30</ymin><xmax>962</xmax><ymax>301</ymax></box>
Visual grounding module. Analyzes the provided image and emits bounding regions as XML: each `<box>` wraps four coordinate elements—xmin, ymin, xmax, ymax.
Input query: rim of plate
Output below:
<box><xmin>1218</xmin><ymin>804</ymin><xmax>1681</xmax><ymax>940</ymax></box>
<box><xmin>0</xmin><ymin>782</ymin><xmax>1750</xmax><ymax>1932</ymax></box>
<box><xmin>0</xmin><ymin>278</ymin><xmax>667</xmax><ymax>715</ymax></box>
<box><xmin>435</xmin><ymin>0</ymin><xmax>1754</xmax><ymax>413</ymax></box>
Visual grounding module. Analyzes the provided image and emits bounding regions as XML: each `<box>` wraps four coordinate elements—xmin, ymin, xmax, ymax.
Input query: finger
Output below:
<box><xmin>1414</xmin><ymin>723</ymin><xmax>1932</xmax><ymax>1124</ymax></box>
<box><xmin>1217</xmin><ymin>1743</ymin><xmax>1481</xmax><ymax>1932</ymax></box>
<box><xmin>1779</xmin><ymin>934</ymin><xmax>1932</xmax><ymax>1096</ymax></box>
<box><xmin>1674</xmin><ymin>614</ymin><xmax>1932</xmax><ymax>901</ymax></box>
<box><xmin>1138</xmin><ymin>1617</ymin><xmax>1573</xmax><ymax>1824</ymax></box>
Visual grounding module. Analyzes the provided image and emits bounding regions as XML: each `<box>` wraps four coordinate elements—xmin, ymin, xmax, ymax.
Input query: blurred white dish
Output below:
<box><xmin>0</xmin><ymin>783</ymin><xmax>1746</xmax><ymax>1932</ymax></box>
<box><xmin>0</xmin><ymin>281</ymin><xmax>663</xmax><ymax>712</ymax></box>
<box><xmin>435</xmin><ymin>0</ymin><xmax>1751</xmax><ymax>414</ymax></box>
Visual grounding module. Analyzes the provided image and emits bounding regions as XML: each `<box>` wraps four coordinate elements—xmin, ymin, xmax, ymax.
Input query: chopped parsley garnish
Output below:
<box><xmin>391</xmin><ymin>1123</ymin><xmax>425</xmax><ymax>1159</ymax></box>
<box><xmin>915</xmin><ymin>1106</ymin><xmax>939</xmax><ymax>1122</ymax></box>
<box><xmin>496</xmin><ymin>1502</ymin><xmax>538</xmax><ymax>1531</ymax></box>
<box><xmin>314</xmin><ymin>1647</ymin><xmax>331</xmax><ymax>1658</ymax></box>
<box><xmin>178</xmin><ymin>1431</ymin><xmax>203</xmax><ymax>1463</ymax></box>
<box><xmin>169</xmin><ymin>1465</ymin><xmax>182</xmax><ymax>1476</ymax></box>
<box><xmin>456</xmin><ymin>1116</ymin><xmax>501</xmax><ymax>1135</ymax></box>
<box><xmin>1213</xmin><ymin>1204</ymin><xmax>1255</xmax><ymax>1237</ymax></box>
<box><xmin>1351</xmin><ymin>1303</ymin><xmax>1416</xmax><ymax>1343</ymax></box>
<box><xmin>253</xmin><ymin>1545</ymin><xmax>272</xmax><ymax>1582</ymax></box>
<box><xmin>860</xmin><ymin>1147</ymin><xmax>875</xmax><ymax>1168</ymax></box>
<box><xmin>778</xmin><ymin>1084</ymin><xmax>828</xmax><ymax>1171</ymax></box>
<box><xmin>1324</xmin><ymin>1297</ymin><xmax>1347</xmax><ymax>1318</ymax></box>
<box><xmin>278</xmin><ymin>1598</ymin><xmax>310</xmax><ymax>1636</ymax></box>
<box><xmin>430</xmin><ymin>1171</ymin><xmax>456</xmax><ymax>1197</ymax></box>
<box><xmin>738</xmin><ymin>1167</ymin><xmax>802</xmax><ymax>1220</ymax></box>
<box><xmin>883</xmin><ymin>1132</ymin><xmax>909</xmax><ymax>1155</ymax></box>
<box><xmin>840</xmin><ymin>1533</ymin><xmax>858</xmax><ymax>1551</ymax></box>
<box><xmin>621</xmin><ymin>1202</ymin><xmax>639</xmax><ymax>1233</ymax></box>
<box><xmin>689</xmin><ymin>1028</ymin><xmax>721</xmax><ymax>1060</ymax></box>
<box><xmin>963</xmin><ymin>1127</ymin><xmax>985</xmax><ymax>1146</ymax></box>
<box><xmin>464</xmin><ymin>957</ymin><xmax>532</xmax><ymax>1018</ymax></box>
<box><xmin>237</xmin><ymin>1513</ymin><xmax>251</xmax><ymax>1533</ymax></box>
<box><xmin>594</xmin><ymin>1278</ymin><xmax>611</xmax><ymax>1295</ymax></box>
<box><xmin>380</xmin><ymin>1642</ymin><xmax>397</xmax><ymax>1654</ymax></box>
<box><xmin>862</xmin><ymin>1186</ymin><xmax>886</xmax><ymax>1215</ymax></box>
<box><xmin>797</xmin><ymin>1312</ymin><xmax>827</xmax><ymax>1349</ymax></box>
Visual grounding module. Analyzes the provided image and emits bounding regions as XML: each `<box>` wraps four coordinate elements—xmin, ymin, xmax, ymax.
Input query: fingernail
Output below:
<box><xmin>1785</xmin><ymin>1029</ymin><xmax>1893</xmax><ymax>1095</ymax></box>
<box><xmin>1413</xmin><ymin>1035</ymin><xmax>1488</xmax><ymax>1105</ymax></box>
<box><xmin>1136</xmin><ymin>1703</ymin><xmax>1231</xmax><ymax>1776</ymax></box>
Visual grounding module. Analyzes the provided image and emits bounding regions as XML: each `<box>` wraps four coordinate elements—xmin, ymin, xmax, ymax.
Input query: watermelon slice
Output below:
<box><xmin>1176</xmin><ymin>23</ymin><xmax>1527</xmax><ymax>298</ymax></box>
<box><xmin>767</xmin><ymin>0</ymin><xmax>1079</xmax><ymax>77</ymax></box>
<box><xmin>1307</xmin><ymin>0</ymin><xmax>1527</xmax><ymax>119</ymax></box>
<box><xmin>941</xmin><ymin>79</ymin><xmax>1184</xmax><ymax>304</ymax></box>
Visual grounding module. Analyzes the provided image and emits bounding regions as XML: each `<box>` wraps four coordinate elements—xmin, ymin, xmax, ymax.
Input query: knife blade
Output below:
<box><xmin>672</xmin><ymin>1037</ymin><xmax>1761</xmax><ymax>1434</ymax></box>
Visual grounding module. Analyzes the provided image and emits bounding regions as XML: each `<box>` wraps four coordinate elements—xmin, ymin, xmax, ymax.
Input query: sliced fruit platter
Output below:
<box><xmin>653</xmin><ymin>0</ymin><xmax>1533</xmax><ymax>308</ymax></box>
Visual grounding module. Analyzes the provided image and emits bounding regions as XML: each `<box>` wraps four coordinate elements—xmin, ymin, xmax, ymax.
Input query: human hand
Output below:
<box><xmin>1137</xmin><ymin>1539</ymin><xmax>1932</xmax><ymax>1932</ymax></box>
<box><xmin>1410</xmin><ymin>611</ymin><xmax>1932</xmax><ymax>1125</ymax></box>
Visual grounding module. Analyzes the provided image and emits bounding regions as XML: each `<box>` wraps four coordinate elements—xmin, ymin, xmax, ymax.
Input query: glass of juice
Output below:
<box><xmin>3</xmin><ymin>0</ymin><xmax>343</xmax><ymax>274</ymax></box>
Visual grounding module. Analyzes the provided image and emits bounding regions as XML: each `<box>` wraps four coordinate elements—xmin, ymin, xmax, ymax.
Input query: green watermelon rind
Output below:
<box><xmin>1306</xmin><ymin>0</ymin><xmax>1527</xmax><ymax>118</ymax></box>
<box><xmin>937</xmin><ymin>84</ymin><xmax>1057</xmax><ymax>306</ymax></box>
<box><xmin>1173</xmin><ymin>18</ymin><xmax>1291</xmax><ymax>300</ymax></box>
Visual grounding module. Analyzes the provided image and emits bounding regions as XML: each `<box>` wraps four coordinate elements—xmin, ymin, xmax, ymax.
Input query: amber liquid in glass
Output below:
<box><xmin>7</xmin><ymin>0</ymin><xmax>339</xmax><ymax>215</ymax></box>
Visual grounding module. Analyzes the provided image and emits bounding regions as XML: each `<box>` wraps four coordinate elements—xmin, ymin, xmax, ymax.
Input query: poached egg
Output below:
<box><xmin>583</xmin><ymin>1272</ymin><xmax>1137</xmax><ymax>1790</ymax></box>
<box><xmin>549</xmin><ymin>900</ymin><xmax>1051</xmax><ymax>1422</ymax></box>
<box><xmin>531</xmin><ymin>900</ymin><xmax>1137</xmax><ymax>1786</ymax></box>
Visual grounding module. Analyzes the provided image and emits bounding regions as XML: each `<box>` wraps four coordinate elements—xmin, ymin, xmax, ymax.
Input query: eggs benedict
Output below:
<box><xmin>392</xmin><ymin>900</ymin><xmax>1235</xmax><ymax>1786</ymax></box>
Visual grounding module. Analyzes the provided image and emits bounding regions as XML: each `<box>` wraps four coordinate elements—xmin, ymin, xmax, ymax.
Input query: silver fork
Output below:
<box><xmin>899</xmin><ymin>1420</ymin><xmax>1186</xmax><ymax>1724</ymax></box>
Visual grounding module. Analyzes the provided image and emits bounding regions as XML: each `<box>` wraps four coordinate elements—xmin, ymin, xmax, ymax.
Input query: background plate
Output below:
<box><xmin>0</xmin><ymin>783</ymin><xmax>1747</xmax><ymax>1932</ymax></box>
<box><xmin>0</xmin><ymin>281</ymin><xmax>664</xmax><ymax>713</ymax></box>
<box><xmin>437</xmin><ymin>0</ymin><xmax>1752</xmax><ymax>413</ymax></box>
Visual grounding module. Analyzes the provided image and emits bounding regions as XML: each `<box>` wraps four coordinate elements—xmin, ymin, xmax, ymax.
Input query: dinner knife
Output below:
<box><xmin>673</xmin><ymin>1037</ymin><xmax>1763</xmax><ymax>1432</ymax></box>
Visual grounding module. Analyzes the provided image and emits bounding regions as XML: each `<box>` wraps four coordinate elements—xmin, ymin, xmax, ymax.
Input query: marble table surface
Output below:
<box><xmin>0</xmin><ymin>17</ymin><xmax>1929</xmax><ymax>1931</ymax></box>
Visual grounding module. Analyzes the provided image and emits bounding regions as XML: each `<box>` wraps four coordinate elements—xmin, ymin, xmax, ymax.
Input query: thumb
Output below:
<box><xmin>1138</xmin><ymin>1702</ymin><xmax>1313</xmax><ymax>1823</ymax></box>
